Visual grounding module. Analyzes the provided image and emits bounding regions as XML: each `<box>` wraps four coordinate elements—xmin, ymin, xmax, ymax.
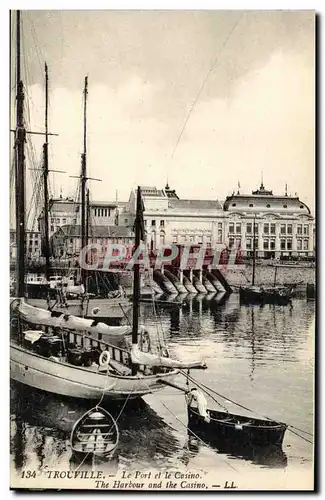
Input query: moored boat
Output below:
<box><xmin>187</xmin><ymin>398</ymin><xmax>287</xmax><ymax>447</ymax></box>
<box><xmin>28</xmin><ymin>296</ymin><xmax>132</xmax><ymax>320</ymax></box>
<box><xmin>71</xmin><ymin>406</ymin><xmax>119</xmax><ymax>457</ymax></box>
<box><xmin>239</xmin><ymin>285</ymin><xmax>292</xmax><ymax>306</ymax></box>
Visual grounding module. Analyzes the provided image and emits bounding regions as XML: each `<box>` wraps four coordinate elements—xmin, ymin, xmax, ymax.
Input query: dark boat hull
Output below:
<box><xmin>239</xmin><ymin>286</ymin><xmax>292</xmax><ymax>306</ymax></box>
<box><xmin>306</xmin><ymin>283</ymin><xmax>315</xmax><ymax>299</ymax></box>
<box><xmin>188</xmin><ymin>406</ymin><xmax>287</xmax><ymax>447</ymax></box>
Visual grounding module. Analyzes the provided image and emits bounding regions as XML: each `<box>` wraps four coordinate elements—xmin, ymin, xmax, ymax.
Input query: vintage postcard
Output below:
<box><xmin>9</xmin><ymin>9</ymin><xmax>315</xmax><ymax>491</ymax></box>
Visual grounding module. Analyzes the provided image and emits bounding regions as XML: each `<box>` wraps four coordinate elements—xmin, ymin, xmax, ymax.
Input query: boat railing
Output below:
<box><xmin>67</xmin><ymin>331</ymin><xmax>132</xmax><ymax>368</ymax></box>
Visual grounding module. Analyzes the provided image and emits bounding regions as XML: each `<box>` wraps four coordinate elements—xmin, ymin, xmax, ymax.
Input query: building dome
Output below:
<box><xmin>223</xmin><ymin>183</ymin><xmax>311</xmax><ymax>215</ymax></box>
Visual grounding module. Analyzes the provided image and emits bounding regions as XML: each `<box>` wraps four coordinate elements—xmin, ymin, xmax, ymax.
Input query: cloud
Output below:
<box><xmin>169</xmin><ymin>50</ymin><xmax>314</xmax><ymax>205</ymax></box>
<box><xmin>23</xmin><ymin>47</ymin><xmax>314</xmax><ymax>223</ymax></box>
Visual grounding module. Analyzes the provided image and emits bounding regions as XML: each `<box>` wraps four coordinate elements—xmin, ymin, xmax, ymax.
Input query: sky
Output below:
<box><xmin>10</xmin><ymin>9</ymin><xmax>315</xmax><ymax>215</ymax></box>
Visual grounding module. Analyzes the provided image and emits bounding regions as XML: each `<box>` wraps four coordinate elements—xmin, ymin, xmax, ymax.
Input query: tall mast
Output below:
<box><xmin>15</xmin><ymin>10</ymin><xmax>26</xmax><ymax>298</ymax></box>
<box><xmin>81</xmin><ymin>76</ymin><xmax>88</xmax><ymax>285</ymax></box>
<box><xmin>85</xmin><ymin>188</ymin><xmax>90</xmax><ymax>292</ymax></box>
<box><xmin>131</xmin><ymin>186</ymin><xmax>142</xmax><ymax>375</ymax></box>
<box><xmin>43</xmin><ymin>63</ymin><xmax>50</xmax><ymax>281</ymax></box>
<box><xmin>252</xmin><ymin>216</ymin><xmax>256</xmax><ymax>286</ymax></box>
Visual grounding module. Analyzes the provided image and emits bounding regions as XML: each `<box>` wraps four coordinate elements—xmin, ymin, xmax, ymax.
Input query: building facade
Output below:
<box><xmin>119</xmin><ymin>183</ymin><xmax>314</xmax><ymax>259</ymax></box>
<box><xmin>121</xmin><ymin>185</ymin><xmax>224</xmax><ymax>251</ymax></box>
<box><xmin>223</xmin><ymin>183</ymin><xmax>314</xmax><ymax>259</ymax></box>
<box><xmin>10</xmin><ymin>229</ymin><xmax>41</xmax><ymax>263</ymax></box>
<box><xmin>51</xmin><ymin>224</ymin><xmax>134</xmax><ymax>259</ymax></box>
<box><xmin>38</xmin><ymin>196</ymin><xmax>119</xmax><ymax>237</ymax></box>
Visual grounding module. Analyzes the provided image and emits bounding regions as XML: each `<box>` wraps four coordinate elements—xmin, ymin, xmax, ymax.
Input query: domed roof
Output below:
<box><xmin>223</xmin><ymin>183</ymin><xmax>311</xmax><ymax>214</ymax></box>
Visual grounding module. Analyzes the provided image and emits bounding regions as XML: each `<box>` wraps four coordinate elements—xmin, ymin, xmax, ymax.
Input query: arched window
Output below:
<box><xmin>160</xmin><ymin>231</ymin><xmax>165</xmax><ymax>246</ymax></box>
<box><xmin>283</xmin><ymin>204</ymin><xmax>287</xmax><ymax>208</ymax></box>
<box><xmin>249</xmin><ymin>203</ymin><xmax>254</xmax><ymax>207</ymax></box>
<box><xmin>232</xmin><ymin>203</ymin><xmax>236</xmax><ymax>207</ymax></box>
<box><xmin>266</xmin><ymin>204</ymin><xmax>271</xmax><ymax>208</ymax></box>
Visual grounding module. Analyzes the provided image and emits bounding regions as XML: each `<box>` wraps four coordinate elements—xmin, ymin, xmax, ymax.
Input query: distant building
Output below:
<box><xmin>121</xmin><ymin>184</ymin><xmax>224</xmax><ymax>250</ymax></box>
<box><xmin>33</xmin><ymin>182</ymin><xmax>314</xmax><ymax>262</ymax></box>
<box><xmin>38</xmin><ymin>196</ymin><xmax>120</xmax><ymax>238</ymax></box>
<box><xmin>119</xmin><ymin>182</ymin><xmax>314</xmax><ymax>259</ymax></box>
<box><xmin>10</xmin><ymin>229</ymin><xmax>41</xmax><ymax>262</ymax></box>
<box><xmin>223</xmin><ymin>182</ymin><xmax>314</xmax><ymax>259</ymax></box>
<box><xmin>51</xmin><ymin>224</ymin><xmax>134</xmax><ymax>259</ymax></box>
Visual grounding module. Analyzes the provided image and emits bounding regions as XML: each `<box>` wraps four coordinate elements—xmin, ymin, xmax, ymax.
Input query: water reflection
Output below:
<box><xmin>185</xmin><ymin>433</ymin><xmax>287</xmax><ymax>469</ymax></box>
<box><xmin>10</xmin><ymin>295</ymin><xmax>314</xmax><ymax>477</ymax></box>
<box><xmin>10</xmin><ymin>382</ymin><xmax>181</xmax><ymax>473</ymax></box>
<box><xmin>150</xmin><ymin>295</ymin><xmax>314</xmax><ymax>369</ymax></box>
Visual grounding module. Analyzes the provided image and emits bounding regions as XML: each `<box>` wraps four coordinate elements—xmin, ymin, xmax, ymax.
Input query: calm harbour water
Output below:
<box><xmin>10</xmin><ymin>294</ymin><xmax>315</xmax><ymax>485</ymax></box>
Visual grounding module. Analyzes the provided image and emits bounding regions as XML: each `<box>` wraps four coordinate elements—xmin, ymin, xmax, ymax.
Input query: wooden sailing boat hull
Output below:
<box><xmin>10</xmin><ymin>343</ymin><xmax>179</xmax><ymax>401</ymax></box>
<box><xmin>239</xmin><ymin>286</ymin><xmax>292</xmax><ymax>306</ymax></box>
<box><xmin>188</xmin><ymin>406</ymin><xmax>287</xmax><ymax>447</ymax></box>
<box><xmin>71</xmin><ymin>406</ymin><xmax>119</xmax><ymax>458</ymax></box>
<box><xmin>28</xmin><ymin>298</ymin><xmax>132</xmax><ymax>319</ymax></box>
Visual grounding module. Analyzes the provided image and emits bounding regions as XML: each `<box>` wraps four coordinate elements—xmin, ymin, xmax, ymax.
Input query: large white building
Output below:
<box><xmin>223</xmin><ymin>183</ymin><xmax>314</xmax><ymax>259</ymax></box>
<box><xmin>121</xmin><ymin>184</ymin><xmax>224</xmax><ymax>251</ymax></box>
<box><xmin>120</xmin><ymin>183</ymin><xmax>315</xmax><ymax>259</ymax></box>
<box><xmin>33</xmin><ymin>183</ymin><xmax>315</xmax><ymax>262</ymax></box>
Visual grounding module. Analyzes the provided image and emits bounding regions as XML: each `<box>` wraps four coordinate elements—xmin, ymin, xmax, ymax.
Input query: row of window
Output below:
<box><xmin>93</xmin><ymin>208</ymin><xmax>112</xmax><ymax>217</ymax></box>
<box><xmin>144</xmin><ymin>220</ymin><xmax>165</xmax><ymax>227</ymax></box>
<box><xmin>229</xmin><ymin>237</ymin><xmax>310</xmax><ymax>251</ymax></box>
<box><xmin>231</xmin><ymin>202</ymin><xmax>305</xmax><ymax>209</ymax></box>
<box><xmin>66</xmin><ymin>237</ymin><xmax>132</xmax><ymax>245</ymax></box>
<box><xmin>229</xmin><ymin>222</ymin><xmax>311</xmax><ymax>235</ymax></box>
<box><xmin>24</xmin><ymin>239</ymin><xmax>39</xmax><ymax>246</ymax></box>
<box><xmin>171</xmin><ymin>234</ymin><xmax>212</xmax><ymax>245</ymax></box>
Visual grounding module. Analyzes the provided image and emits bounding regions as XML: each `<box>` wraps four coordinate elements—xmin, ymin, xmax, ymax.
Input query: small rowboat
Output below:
<box><xmin>187</xmin><ymin>405</ymin><xmax>287</xmax><ymax>447</ymax></box>
<box><xmin>70</xmin><ymin>406</ymin><xmax>119</xmax><ymax>458</ymax></box>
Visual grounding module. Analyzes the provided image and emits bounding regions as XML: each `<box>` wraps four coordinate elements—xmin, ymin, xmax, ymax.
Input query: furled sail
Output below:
<box><xmin>11</xmin><ymin>299</ymin><xmax>132</xmax><ymax>338</ymax></box>
<box><xmin>65</xmin><ymin>285</ymin><xmax>85</xmax><ymax>295</ymax></box>
<box><xmin>131</xmin><ymin>344</ymin><xmax>207</xmax><ymax>369</ymax></box>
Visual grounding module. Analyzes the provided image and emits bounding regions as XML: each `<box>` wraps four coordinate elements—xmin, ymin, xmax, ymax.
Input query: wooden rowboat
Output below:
<box><xmin>187</xmin><ymin>405</ymin><xmax>287</xmax><ymax>447</ymax></box>
<box><xmin>71</xmin><ymin>406</ymin><xmax>119</xmax><ymax>458</ymax></box>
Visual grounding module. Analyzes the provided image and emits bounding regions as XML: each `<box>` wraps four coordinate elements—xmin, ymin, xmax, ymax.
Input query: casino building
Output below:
<box><xmin>120</xmin><ymin>182</ymin><xmax>315</xmax><ymax>259</ymax></box>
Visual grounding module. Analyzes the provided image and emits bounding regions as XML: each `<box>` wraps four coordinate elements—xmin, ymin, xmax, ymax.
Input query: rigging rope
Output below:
<box><xmin>160</xmin><ymin>401</ymin><xmax>239</xmax><ymax>474</ymax></box>
<box><xmin>179</xmin><ymin>369</ymin><xmax>313</xmax><ymax>443</ymax></box>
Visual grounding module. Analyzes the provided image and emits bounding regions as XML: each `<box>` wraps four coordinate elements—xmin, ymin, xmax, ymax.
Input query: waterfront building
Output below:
<box><xmin>38</xmin><ymin>195</ymin><xmax>120</xmax><ymax>237</ymax></box>
<box><xmin>10</xmin><ymin>229</ymin><xmax>41</xmax><ymax>262</ymax></box>
<box><xmin>120</xmin><ymin>183</ymin><xmax>314</xmax><ymax>259</ymax></box>
<box><xmin>121</xmin><ymin>185</ymin><xmax>224</xmax><ymax>250</ymax></box>
<box><xmin>50</xmin><ymin>224</ymin><xmax>134</xmax><ymax>259</ymax></box>
<box><xmin>223</xmin><ymin>182</ymin><xmax>314</xmax><ymax>259</ymax></box>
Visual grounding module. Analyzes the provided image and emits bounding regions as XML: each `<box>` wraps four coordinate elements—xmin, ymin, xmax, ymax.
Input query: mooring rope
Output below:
<box><xmin>160</xmin><ymin>401</ymin><xmax>240</xmax><ymax>474</ymax></box>
<box><xmin>179</xmin><ymin>370</ymin><xmax>313</xmax><ymax>444</ymax></box>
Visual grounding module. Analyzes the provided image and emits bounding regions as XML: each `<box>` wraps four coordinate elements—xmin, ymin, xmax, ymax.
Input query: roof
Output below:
<box><xmin>139</xmin><ymin>186</ymin><xmax>165</xmax><ymax>197</ymax></box>
<box><xmin>223</xmin><ymin>193</ymin><xmax>311</xmax><ymax>214</ymax></box>
<box><xmin>48</xmin><ymin>198</ymin><xmax>117</xmax><ymax>212</ymax></box>
<box><xmin>54</xmin><ymin>225</ymin><xmax>134</xmax><ymax>238</ymax></box>
<box><xmin>168</xmin><ymin>199</ymin><xmax>223</xmax><ymax>210</ymax></box>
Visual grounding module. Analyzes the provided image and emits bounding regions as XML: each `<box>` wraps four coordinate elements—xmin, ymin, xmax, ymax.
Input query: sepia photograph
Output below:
<box><xmin>9</xmin><ymin>7</ymin><xmax>315</xmax><ymax>491</ymax></box>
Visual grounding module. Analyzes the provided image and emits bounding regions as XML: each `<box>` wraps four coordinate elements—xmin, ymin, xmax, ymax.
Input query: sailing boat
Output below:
<box><xmin>239</xmin><ymin>217</ymin><xmax>292</xmax><ymax>306</ymax></box>
<box><xmin>26</xmin><ymin>72</ymin><xmax>131</xmax><ymax>321</ymax></box>
<box><xmin>10</xmin><ymin>12</ymin><xmax>206</xmax><ymax>399</ymax></box>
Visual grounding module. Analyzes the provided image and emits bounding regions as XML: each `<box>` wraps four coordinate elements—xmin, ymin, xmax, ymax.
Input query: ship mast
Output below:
<box><xmin>42</xmin><ymin>63</ymin><xmax>51</xmax><ymax>282</ymax></box>
<box><xmin>14</xmin><ymin>10</ymin><xmax>26</xmax><ymax>298</ymax></box>
<box><xmin>81</xmin><ymin>76</ymin><xmax>88</xmax><ymax>288</ymax></box>
<box><xmin>252</xmin><ymin>215</ymin><xmax>256</xmax><ymax>286</ymax></box>
<box><xmin>131</xmin><ymin>186</ymin><xmax>143</xmax><ymax>375</ymax></box>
